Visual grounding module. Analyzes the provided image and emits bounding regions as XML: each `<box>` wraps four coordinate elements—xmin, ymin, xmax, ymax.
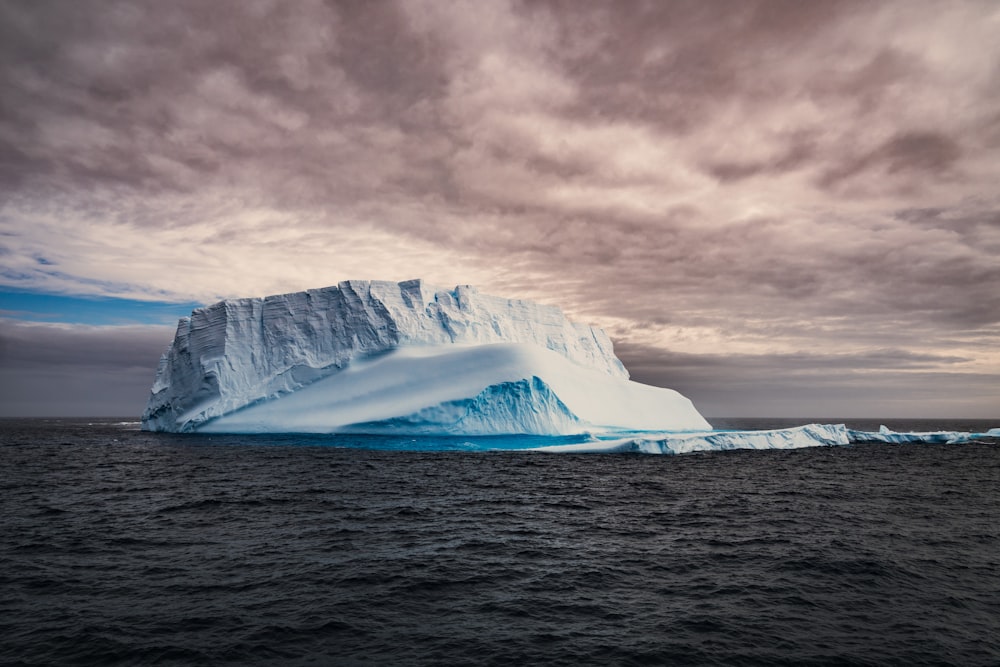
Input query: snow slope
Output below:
<box><xmin>198</xmin><ymin>343</ymin><xmax>709</xmax><ymax>434</ymax></box>
<box><xmin>143</xmin><ymin>280</ymin><xmax>709</xmax><ymax>434</ymax></box>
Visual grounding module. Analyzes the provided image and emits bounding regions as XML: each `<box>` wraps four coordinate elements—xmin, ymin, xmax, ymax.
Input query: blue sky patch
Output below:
<box><xmin>0</xmin><ymin>288</ymin><xmax>203</xmax><ymax>326</ymax></box>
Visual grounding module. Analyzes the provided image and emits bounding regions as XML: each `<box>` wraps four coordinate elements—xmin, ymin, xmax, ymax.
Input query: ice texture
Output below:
<box><xmin>848</xmin><ymin>425</ymin><xmax>977</xmax><ymax>445</ymax></box>
<box><xmin>142</xmin><ymin>280</ymin><xmax>710</xmax><ymax>434</ymax></box>
<box><xmin>533</xmin><ymin>423</ymin><xmax>852</xmax><ymax>454</ymax></box>
<box><xmin>531</xmin><ymin>422</ymin><xmax>997</xmax><ymax>454</ymax></box>
<box><xmin>340</xmin><ymin>376</ymin><xmax>582</xmax><ymax>436</ymax></box>
<box><xmin>194</xmin><ymin>342</ymin><xmax>709</xmax><ymax>434</ymax></box>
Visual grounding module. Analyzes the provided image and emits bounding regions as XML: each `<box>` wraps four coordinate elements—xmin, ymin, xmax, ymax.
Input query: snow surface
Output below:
<box><xmin>143</xmin><ymin>280</ymin><xmax>708</xmax><ymax>434</ymax></box>
<box><xmin>198</xmin><ymin>343</ymin><xmax>710</xmax><ymax>434</ymax></box>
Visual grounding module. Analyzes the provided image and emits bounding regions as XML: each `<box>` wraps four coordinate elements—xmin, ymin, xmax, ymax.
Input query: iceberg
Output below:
<box><xmin>532</xmin><ymin>423</ymin><xmax>852</xmax><ymax>454</ymax></box>
<box><xmin>530</xmin><ymin>423</ymin><xmax>998</xmax><ymax>454</ymax></box>
<box><xmin>849</xmin><ymin>425</ymin><xmax>977</xmax><ymax>445</ymax></box>
<box><xmin>142</xmin><ymin>280</ymin><xmax>711</xmax><ymax>434</ymax></box>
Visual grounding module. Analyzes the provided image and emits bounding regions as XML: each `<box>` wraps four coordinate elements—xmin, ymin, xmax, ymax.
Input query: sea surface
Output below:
<box><xmin>2</xmin><ymin>417</ymin><xmax>999</xmax><ymax>666</ymax></box>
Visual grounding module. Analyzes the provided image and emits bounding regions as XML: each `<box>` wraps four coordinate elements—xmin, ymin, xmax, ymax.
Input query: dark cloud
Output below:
<box><xmin>548</xmin><ymin>0</ymin><xmax>862</xmax><ymax>123</ymax></box>
<box><xmin>0</xmin><ymin>320</ymin><xmax>170</xmax><ymax>370</ymax></box>
<box><xmin>819</xmin><ymin>131</ymin><xmax>964</xmax><ymax>193</ymax></box>
<box><xmin>0</xmin><ymin>321</ymin><xmax>173</xmax><ymax>416</ymax></box>
<box><xmin>706</xmin><ymin>138</ymin><xmax>816</xmax><ymax>182</ymax></box>
<box><xmin>616</xmin><ymin>341</ymin><xmax>1000</xmax><ymax>418</ymax></box>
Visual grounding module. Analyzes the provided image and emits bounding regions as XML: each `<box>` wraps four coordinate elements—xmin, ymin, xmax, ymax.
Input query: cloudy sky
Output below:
<box><xmin>1</xmin><ymin>0</ymin><xmax>998</xmax><ymax>418</ymax></box>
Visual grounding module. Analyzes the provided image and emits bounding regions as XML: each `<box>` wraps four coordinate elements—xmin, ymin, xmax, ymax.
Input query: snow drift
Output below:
<box><xmin>142</xmin><ymin>280</ymin><xmax>710</xmax><ymax>434</ymax></box>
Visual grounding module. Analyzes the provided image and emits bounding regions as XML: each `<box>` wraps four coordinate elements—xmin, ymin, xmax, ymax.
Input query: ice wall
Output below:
<box><xmin>142</xmin><ymin>280</ymin><xmax>629</xmax><ymax>432</ymax></box>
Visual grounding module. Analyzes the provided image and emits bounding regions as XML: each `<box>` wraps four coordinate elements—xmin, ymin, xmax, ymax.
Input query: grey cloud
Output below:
<box><xmin>0</xmin><ymin>321</ymin><xmax>173</xmax><ymax>417</ymax></box>
<box><xmin>0</xmin><ymin>1</ymin><xmax>448</xmax><ymax>198</ymax></box>
<box><xmin>0</xmin><ymin>366</ymin><xmax>153</xmax><ymax>417</ymax></box>
<box><xmin>618</xmin><ymin>343</ymin><xmax>972</xmax><ymax>373</ymax></box>
<box><xmin>706</xmin><ymin>139</ymin><xmax>816</xmax><ymax>182</ymax></box>
<box><xmin>819</xmin><ymin>131</ymin><xmax>964</xmax><ymax>193</ymax></box>
<box><xmin>548</xmin><ymin>0</ymin><xmax>862</xmax><ymax>124</ymax></box>
<box><xmin>615</xmin><ymin>341</ymin><xmax>1000</xmax><ymax>418</ymax></box>
<box><xmin>894</xmin><ymin>206</ymin><xmax>1000</xmax><ymax>241</ymax></box>
<box><xmin>0</xmin><ymin>320</ymin><xmax>171</xmax><ymax>370</ymax></box>
<box><xmin>879</xmin><ymin>132</ymin><xmax>963</xmax><ymax>174</ymax></box>
<box><xmin>0</xmin><ymin>1</ymin><xmax>989</xmax><ymax>217</ymax></box>
<box><xmin>536</xmin><ymin>203</ymin><xmax>1000</xmax><ymax>336</ymax></box>
<box><xmin>807</xmin><ymin>48</ymin><xmax>920</xmax><ymax>111</ymax></box>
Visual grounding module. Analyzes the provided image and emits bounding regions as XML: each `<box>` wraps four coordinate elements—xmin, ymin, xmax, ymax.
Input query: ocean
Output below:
<box><xmin>2</xmin><ymin>417</ymin><xmax>998</xmax><ymax>665</ymax></box>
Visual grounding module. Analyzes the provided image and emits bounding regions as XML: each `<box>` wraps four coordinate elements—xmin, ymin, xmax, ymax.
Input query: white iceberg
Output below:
<box><xmin>531</xmin><ymin>423</ymin><xmax>851</xmax><ymax>454</ymax></box>
<box><xmin>530</xmin><ymin>422</ymin><xmax>996</xmax><ymax>454</ymax></box>
<box><xmin>142</xmin><ymin>280</ymin><xmax>711</xmax><ymax>434</ymax></box>
<box><xmin>848</xmin><ymin>425</ymin><xmax>975</xmax><ymax>445</ymax></box>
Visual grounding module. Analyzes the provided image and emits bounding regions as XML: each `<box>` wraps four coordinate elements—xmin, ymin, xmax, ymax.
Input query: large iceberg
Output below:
<box><xmin>142</xmin><ymin>279</ymin><xmax>711</xmax><ymax>434</ymax></box>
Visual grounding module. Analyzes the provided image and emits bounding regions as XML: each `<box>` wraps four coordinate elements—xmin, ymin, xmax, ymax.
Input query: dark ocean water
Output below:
<box><xmin>2</xmin><ymin>417</ymin><xmax>999</xmax><ymax>666</ymax></box>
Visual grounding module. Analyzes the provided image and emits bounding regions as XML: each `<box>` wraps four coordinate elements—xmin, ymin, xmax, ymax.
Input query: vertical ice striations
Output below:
<box><xmin>142</xmin><ymin>280</ymin><xmax>630</xmax><ymax>432</ymax></box>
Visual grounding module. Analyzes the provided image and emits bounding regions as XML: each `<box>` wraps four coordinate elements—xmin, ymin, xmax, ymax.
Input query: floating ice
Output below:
<box><xmin>143</xmin><ymin>280</ymin><xmax>710</xmax><ymax>434</ymax></box>
<box><xmin>532</xmin><ymin>423</ymin><xmax>851</xmax><ymax>454</ymax></box>
<box><xmin>848</xmin><ymin>425</ymin><xmax>975</xmax><ymax>445</ymax></box>
<box><xmin>530</xmin><ymin>423</ymin><xmax>996</xmax><ymax>454</ymax></box>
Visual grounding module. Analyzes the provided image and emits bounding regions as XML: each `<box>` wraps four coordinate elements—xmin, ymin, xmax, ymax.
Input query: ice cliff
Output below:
<box><xmin>142</xmin><ymin>279</ymin><xmax>711</xmax><ymax>434</ymax></box>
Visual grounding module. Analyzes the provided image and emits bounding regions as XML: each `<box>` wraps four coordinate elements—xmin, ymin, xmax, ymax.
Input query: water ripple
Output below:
<box><xmin>1</xmin><ymin>418</ymin><xmax>998</xmax><ymax>665</ymax></box>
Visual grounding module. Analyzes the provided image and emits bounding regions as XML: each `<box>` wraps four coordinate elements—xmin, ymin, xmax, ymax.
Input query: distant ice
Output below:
<box><xmin>530</xmin><ymin>423</ymin><xmax>996</xmax><ymax>454</ymax></box>
<box><xmin>849</xmin><ymin>425</ymin><xmax>978</xmax><ymax>445</ymax></box>
<box><xmin>532</xmin><ymin>423</ymin><xmax>851</xmax><ymax>453</ymax></box>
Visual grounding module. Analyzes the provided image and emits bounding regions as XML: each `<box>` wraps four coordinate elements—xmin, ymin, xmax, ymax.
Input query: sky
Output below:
<box><xmin>1</xmin><ymin>0</ymin><xmax>998</xmax><ymax>419</ymax></box>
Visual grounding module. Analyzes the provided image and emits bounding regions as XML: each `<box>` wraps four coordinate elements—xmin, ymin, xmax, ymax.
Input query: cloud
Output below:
<box><xmin>0</xmin><ymin>320</ymin><xmax>174</xmax><ymax>416</ymax></box>
<box><xmin>1</xmin><ymin>0</ymin><xmax>998</xmax><ymax>416</ymax></box>
<box><xmin>0</xmin><ymin>320</ymin><xmax>171</xmax><ymax>368</ymax></box>
<box><xmin>616</xmin><ymin>341</ymin><xmax>1000</xmax><ymax>418</ymax></box>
